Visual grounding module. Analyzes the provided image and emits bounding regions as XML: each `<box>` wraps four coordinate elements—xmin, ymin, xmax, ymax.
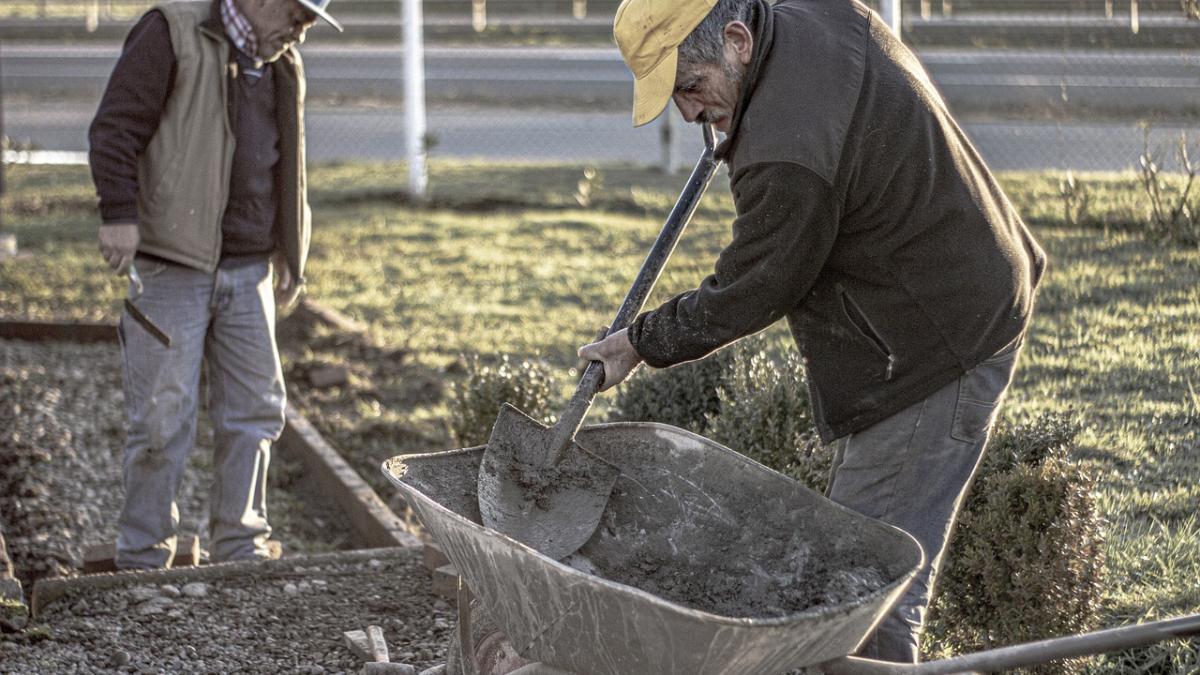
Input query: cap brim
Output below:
<box><xmin>631</xmin><ymin>47</ymin><xmax>677</xmax><ymax>127</ymax></box>
<box><xmin>296</xmin><ymin>0</ymin><xmax>343</xmax><ymax>32</ymax></box>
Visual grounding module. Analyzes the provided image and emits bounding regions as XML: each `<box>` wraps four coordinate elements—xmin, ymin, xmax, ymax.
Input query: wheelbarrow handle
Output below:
<box><xmin>542</xmin><ymin>123</ymin><xmax>722</xmax><ymax>465</ymax></box>
<box><xmin>820</xmin><ymin>612</ymin><xmax>1200</xmax><ymax>675</ymax></box>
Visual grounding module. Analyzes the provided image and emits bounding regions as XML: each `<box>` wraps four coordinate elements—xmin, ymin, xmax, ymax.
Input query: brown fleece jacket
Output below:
<box><xmin>629</xmin><ymin>0</ymin><xmax>1046</xmax><ymax>441</ymax></box>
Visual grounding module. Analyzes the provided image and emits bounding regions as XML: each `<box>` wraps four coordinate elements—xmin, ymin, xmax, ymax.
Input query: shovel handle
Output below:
<box><xmin>541</xmin><ymin>124</ymin><xmax>722</xmax><ymax>466</ymax></box>
<box><xmin>821</xmin><ymin>612</ymin><xmax>1200</xmax><ymax>675</ymax></box>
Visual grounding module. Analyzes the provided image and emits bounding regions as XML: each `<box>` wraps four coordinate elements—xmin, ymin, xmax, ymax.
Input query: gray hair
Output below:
<box><xmin>678</xmin><ymin>0</ymin><xmax>756</xmax><ymax>66</ymax></box>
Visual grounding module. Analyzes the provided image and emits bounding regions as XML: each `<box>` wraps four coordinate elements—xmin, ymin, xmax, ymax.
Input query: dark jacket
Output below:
<box><xmin>88</xmin><ymin>0</ymin><xmax>311</xmax><ymax>282</ymax></box>
<box><xmin>629</xmin><ymin>0</ymin><xmax>1046</xmax><ymax>441</ymax></box>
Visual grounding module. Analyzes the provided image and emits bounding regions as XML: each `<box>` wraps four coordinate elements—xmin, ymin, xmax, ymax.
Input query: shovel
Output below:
<box><xmin>478</xmin><ymin>124</ymin><xmax>723</xmax><ymax>560</ymax></box>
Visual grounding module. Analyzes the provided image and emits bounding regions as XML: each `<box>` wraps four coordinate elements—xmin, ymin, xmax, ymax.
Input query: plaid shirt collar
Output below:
<box><xmin>220</xmin><ymin>0</ymin><xmax>262</xmax><ymax>67</ymax></box>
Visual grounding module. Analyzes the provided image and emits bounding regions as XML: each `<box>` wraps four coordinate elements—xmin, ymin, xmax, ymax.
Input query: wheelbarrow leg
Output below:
<box><xmin>450</xmin><ymin>580</ymin><xmax>554</xmax><ymax>675</ymax></box>
<box><xmin>451</xmin><ymin>580</ymin><xmax>480</xmax><ymax>675</ymax></box>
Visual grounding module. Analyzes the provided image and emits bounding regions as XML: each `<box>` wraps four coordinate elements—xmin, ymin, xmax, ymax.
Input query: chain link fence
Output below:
<box><xmin>1</xmin><ymin>0</ymin><xmax>1199</xmax><ymax>175</ymax></box>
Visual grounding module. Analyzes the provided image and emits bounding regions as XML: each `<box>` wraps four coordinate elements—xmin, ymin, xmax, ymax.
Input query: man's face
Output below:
<box><xmin>671</xmin><ymin>60</ymin><xmax>743</xmax><ymax>133</ymax></box>
<box><xmin>670</xmin><ymin>20</ymin><xmax>754</xmax><ymax>134</ymax></box>
<box><xmin>239</xmin><ymin>0</ymin><xmax>317</xmax><ymax>61</ymax></box>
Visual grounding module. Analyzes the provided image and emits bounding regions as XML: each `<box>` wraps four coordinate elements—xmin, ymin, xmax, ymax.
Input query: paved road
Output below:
<box><xmin>7</xmin><ymin>44</ymin><xmax>1200</xmax><ymax>111</ymax></box>
<box><xmin>3</xmin><ymin>44</ymin><xmax>1199</xmax><ymax>171</ymax></box>
<box><xmin>5</xmin><ymin>102</ymin><xmax>1197</xmax><ymax>171</ymax></box>
<box><xmin>5</xmin><ymin>44</ymin><xmax>1200</xmax><ymax>114</ymax></box>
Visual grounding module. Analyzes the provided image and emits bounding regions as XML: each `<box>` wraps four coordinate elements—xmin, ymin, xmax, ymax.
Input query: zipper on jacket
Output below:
<box><xmin>837</xmin><ymin>284</ymin><xmax>896</xmax><ymax>381</ymax></box>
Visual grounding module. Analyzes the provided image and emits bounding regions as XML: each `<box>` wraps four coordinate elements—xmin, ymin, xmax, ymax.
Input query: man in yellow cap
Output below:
<box><xmin>581</xmin><ymin>0</ymin><xmax>1047</xmax><ymax>664</ymax></box>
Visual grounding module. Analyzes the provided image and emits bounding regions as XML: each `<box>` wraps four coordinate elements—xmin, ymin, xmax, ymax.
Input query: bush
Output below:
<box><xmin>705</xmin><ymin>344</ymin><xmax>831</xmax><ymax>493</ymax></box>
<box><xmin>449</xmin><ymin>354</ymin><xmax>557</xmax><ymax>447</ymax></box>
<box><xmin>608</xmin><ymin>349</ymin><xmax>731</xmax><ymax>435</ymax></box>
<box><xmin>924</xmin><ymin>412</ymin><xmax>1106</xmax><ymax>674</ymax></box>
<box><xmin>609</xmin><ymin>334</ymin><xmax>831</xmax><ymax>492</ymax></box>
<box><xmin>1138</xmin><ymin>129</ymin><xmax>1199</xmax><ymax>248</ymax></box>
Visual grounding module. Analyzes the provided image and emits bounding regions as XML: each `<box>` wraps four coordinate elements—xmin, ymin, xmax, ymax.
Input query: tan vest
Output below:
<box><xmin>138</xmin><ymin>1</ymin><xmax>310</xmax><ymax>281</ymax></box>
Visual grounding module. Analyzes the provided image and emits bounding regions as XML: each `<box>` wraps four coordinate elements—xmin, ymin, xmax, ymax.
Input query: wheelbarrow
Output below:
<box><xmin>384</xmin><ymin>422</ymin><xmax>1200</xmax><ymax>675</ymax></box>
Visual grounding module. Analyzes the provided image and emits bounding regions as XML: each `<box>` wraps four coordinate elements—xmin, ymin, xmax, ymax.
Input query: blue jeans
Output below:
<box><xmin>826</xmin><ymin>338</ymin><xmax>1023</xmax><ymax>663</ymax></box>
<box><xmin>115</xmin><ymin>255</ymin><xmax>285</xmax><ymax>569</ymax></box>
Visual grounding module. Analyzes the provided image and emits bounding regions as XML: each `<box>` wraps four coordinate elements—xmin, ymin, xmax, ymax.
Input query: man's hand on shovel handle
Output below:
<box><xmin>578</xmin><ymin>327</ymin><xmax>643</xmax><ymax>392</ymax></box>
<box><xmin>98</xmin><ymin>223</ymin><xmax>140</xmax><ymax>274</ymax></box>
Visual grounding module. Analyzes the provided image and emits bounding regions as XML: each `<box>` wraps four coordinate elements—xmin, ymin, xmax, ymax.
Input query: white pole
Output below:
<box><xmin>404</xmin><ymin>0</ymin><xmax>428</xmax><ymax>199</ymax></box>
<box><xmin>472</xmin><ymin>0</ymin><xmax>486</xmax><ymax>32</ymax></box>
<box><xmin>879</xmin><ymin>0</ymin><xmax>901</xmax><ymax>36</ymax></box>
<box><xmin>659</xmin><ymin>107</ymin><xmax>679</xmax><ymax>175</ymax></box>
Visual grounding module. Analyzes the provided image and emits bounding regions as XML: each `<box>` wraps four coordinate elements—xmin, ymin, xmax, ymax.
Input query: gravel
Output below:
<box><xmin>0</xmin><ymin>336</ymin><xmax>457</xmax><ymax>672</ymax></box>
<box><xmin>0</xmin><ymin>339</ymin><xmax>211</xmax><ymax>587</ymax></box>
<box><xmin>0</xmin><ymin>548</ymin><xmax>454</xmax><ymax>674</ymax></box>
<box><xmin>0</xmin><ymin>338</ymin><xmax>355</xmax><ymax>591</ymax></box>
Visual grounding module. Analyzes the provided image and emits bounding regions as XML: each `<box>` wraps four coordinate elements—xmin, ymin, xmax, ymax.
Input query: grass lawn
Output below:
<box><xmin>2</xmin><ymin>161</ymin><xmax>1197</xmax><ymax>670</ymax></box>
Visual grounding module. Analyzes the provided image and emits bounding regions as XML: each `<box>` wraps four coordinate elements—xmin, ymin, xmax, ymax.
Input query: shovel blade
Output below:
<box><xmin>478</xmin><ymin>404</ymin><xmax>620</xmax><ymax>560</ymax></box>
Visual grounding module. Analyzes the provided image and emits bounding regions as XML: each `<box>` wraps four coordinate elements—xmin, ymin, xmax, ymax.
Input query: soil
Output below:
<box><xmin>274</xmin><ymin>306</ymin><xmax>453</xmax><ymax>502</ymax></box>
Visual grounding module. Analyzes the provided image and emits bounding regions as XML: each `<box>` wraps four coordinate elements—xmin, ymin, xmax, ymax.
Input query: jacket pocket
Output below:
<box><xmin>838</xmin><ymin>285</ymin><xmax>896</xmax><ymax>381</ymax></box>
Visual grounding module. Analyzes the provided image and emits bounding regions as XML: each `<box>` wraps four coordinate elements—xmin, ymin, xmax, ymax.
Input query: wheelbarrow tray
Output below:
<box><xmin>383</xmin><ymin>422</ymin><xmax>925</xmax><ymax>675</ymax></box>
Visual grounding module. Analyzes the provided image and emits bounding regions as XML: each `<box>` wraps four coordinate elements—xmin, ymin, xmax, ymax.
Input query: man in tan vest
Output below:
<box><xmin>88</xmin><ymin>0</ymin><xmax>340</xmax><ymax>569</ymax></box>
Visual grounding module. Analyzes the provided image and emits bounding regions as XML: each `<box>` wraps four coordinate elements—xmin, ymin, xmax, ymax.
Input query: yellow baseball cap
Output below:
<box><xmin>613</xmin><ymin>0</ymin><xmax>718</xmax><ymax>127</ymax></box>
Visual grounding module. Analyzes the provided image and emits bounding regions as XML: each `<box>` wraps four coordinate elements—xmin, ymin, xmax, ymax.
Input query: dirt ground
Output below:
<box><xmin>0</xmin><ymin>548</ymin><xmax>452</xmax><ymax>674</ymax></box>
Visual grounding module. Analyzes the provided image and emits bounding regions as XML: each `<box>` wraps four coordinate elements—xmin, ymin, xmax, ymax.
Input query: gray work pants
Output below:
<box><xmin>115</xmin><ymin>256</ymin><xmax>285</xmax><ymax>569</ymax></box>
<box><xmin>826</xmin><ymin>338</ymin><xmax>1023</xmax><ymax>663</ymax></box>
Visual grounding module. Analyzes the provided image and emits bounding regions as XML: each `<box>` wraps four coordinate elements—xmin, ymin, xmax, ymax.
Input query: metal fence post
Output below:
<box><xmin>659</xmin><ymin>107</ymin><xmax>680</xmax><ymax>175</ymax></box>
<box><xmin>472</xmin><ymin>0</ymin><xmax>486</xmax><ymax>33</ymax></box>
<box><xmin>404</xmin><ymin>0</ymin><xmax>428</xmax><ymax>199</ymax></box>
<box><xmin>879</xmin><ymin>0</ymin><xmax>901</xmax><ymax>36</ymax></box>
<box><xmin>86</xmin><ymin>0</ymin><xmax>100</xmax><ymax>32</ymax></box>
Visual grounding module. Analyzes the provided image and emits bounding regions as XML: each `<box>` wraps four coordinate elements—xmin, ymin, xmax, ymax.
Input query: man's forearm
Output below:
<box><xmin>627</xmin><ymin>161</ymin><xmax>840</xmax><ymax>367</ymax></box>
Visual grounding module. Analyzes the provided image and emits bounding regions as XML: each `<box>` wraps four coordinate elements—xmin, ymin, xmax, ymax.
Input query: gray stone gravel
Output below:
<box><xmin>0</xmin><ymin>549</ymin><xmax>452</xmax><ymax>674</ymax></box>
<box><xmin>0</xmin><ymin>338</ymin><xmax>352</xmax><ymax>590</ymax></box>
<box><xmin>1</xmin><ymin>338</ymin><xmax>436</xmax><ymax>671</ymax></box>
<box><xmin>0</xmin><ymin>339</ymin><xmax>211</xmax><ymax>586</ymax></box>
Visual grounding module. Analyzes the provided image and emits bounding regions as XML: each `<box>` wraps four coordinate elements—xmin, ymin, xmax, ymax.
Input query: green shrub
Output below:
<box><xmin>925</xmin><ymin>412</ymin><xmax>1106</xmax><ymax>674</ymax></box>
<box><xmin>705</xmin><ymin>344</ymin><xmax>831</xmax><ymax>493</ymax></box>
<box><xmin>608</xmin><ymin>349</ymin><xmax>731</xmax><ymax>434</ymax></box>
<box><xmin>610</xmin><ymin>334</ymin><xmax>831</xmax><ymax>492</ymax></box>
<box><xmin>449</xmin><ymin>354</ymin><xmax>557</xmax><ymax>447</ymax></box>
